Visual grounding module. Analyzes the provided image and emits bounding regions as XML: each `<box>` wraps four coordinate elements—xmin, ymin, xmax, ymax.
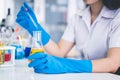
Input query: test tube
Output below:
<box><xmin>0</xmin><ymin>50</ymin><xmax>4</xmax><ymax>64</ymax></box>
<box><xmin>4</xmin><ymin>50</ymin><xmax>11</xmax><ymax>62</ymax></box>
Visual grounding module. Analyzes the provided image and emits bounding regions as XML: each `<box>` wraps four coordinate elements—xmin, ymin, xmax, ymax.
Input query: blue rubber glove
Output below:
<box><xmin>28</xmin><ymin>53</ymin><xmax>92</xmax><ymax>74</ymax></box>
<box><xmin>16</xmin><ymin>2</ymin><xmax>50</xmax><ymax>45</ymax></box>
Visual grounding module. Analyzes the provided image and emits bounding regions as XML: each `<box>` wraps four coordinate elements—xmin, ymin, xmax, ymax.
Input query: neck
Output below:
<box><xmin>90</xmin><ymin>1</ymin><xmax>103</xmax><ymax>17</ymax></box>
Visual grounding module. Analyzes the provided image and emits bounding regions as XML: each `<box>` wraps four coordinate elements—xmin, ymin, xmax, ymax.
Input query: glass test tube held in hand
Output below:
<box><xmin>29</xmin><ymin>31</ymin><xmax>44</xmax><ymax>62</ymax></box>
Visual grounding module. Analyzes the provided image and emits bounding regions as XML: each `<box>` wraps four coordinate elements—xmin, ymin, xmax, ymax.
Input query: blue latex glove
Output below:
<box><xmin>16</xmin><ymin>2</ymin><xmax>50</xmax><ymax>45</ymax></box>
<box><xmin>28</xmin><ymin>53</ymin><xmax>92</xmax><ymax>74</ymax></box>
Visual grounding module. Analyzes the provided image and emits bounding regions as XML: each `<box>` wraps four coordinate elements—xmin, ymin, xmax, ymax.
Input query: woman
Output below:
<box><xmin>16</xmin><ymin>0</ymin><xmax>120</xmax><ymax>74</ymax></box>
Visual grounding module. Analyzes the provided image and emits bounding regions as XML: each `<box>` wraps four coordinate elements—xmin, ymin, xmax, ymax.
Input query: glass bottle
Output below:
<box><xmin>30</xmin><ymin>31</ymin><xmax>44</xmax><ymax>55</ymax></box>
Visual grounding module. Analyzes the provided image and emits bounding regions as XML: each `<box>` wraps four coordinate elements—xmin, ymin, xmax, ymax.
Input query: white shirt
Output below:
<box><xmin>62</xmin><ymin>6</ymin><xmax>120</xmax><ymax>60</ymax></box>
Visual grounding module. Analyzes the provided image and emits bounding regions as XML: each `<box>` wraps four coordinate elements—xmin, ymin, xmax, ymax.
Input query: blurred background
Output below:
<box><xmin>0</xmin><ymin>0</ymin><xmax>85</xmax><ymax>58</ymax></box>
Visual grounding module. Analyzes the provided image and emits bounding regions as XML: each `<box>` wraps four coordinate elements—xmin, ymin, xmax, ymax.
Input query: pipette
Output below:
<box><xmin>25</xmin><ymin>8</ymin><xmax>38</xmax><ymax>29</ymax></box>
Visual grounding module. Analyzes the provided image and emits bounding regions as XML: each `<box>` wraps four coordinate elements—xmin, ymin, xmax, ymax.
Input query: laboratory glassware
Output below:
<box><xmin>31</xmin><ymin>31</ymin><xmax>44</xmax><ymax>54</ymax></box>
<box><xmin>29</xmin><ymin>31</ymin><xmax>44</xmax><ymax>62</ymax></box>
<box><xmin>0</xmin><ymin>46</ymin><xmax>15</xmax><ymax>67</ymax></box>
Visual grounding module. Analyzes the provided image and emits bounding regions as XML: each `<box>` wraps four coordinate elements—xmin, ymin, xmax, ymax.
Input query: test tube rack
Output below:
<box><xmin>0</xmin><ymin>46</ymin><xmax>15</xmax><ymax>67</ymax></box>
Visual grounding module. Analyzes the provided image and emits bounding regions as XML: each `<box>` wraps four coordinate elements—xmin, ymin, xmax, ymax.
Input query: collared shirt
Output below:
<box><xmin>62</xmin><ymin>6</ymin><xmax>120</xmax><ymax>60</ymax></box>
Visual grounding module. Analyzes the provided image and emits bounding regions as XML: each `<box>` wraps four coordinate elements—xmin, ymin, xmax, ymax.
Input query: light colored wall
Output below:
<box><xmin>34</xmin><ymin>0</ymin><xmax>45</xmax><ymax>24</ymax></box>
<box><xmin>0</xmin><ymin>0</ymin><xmax>5</xmax><ymax>21</ymax></box>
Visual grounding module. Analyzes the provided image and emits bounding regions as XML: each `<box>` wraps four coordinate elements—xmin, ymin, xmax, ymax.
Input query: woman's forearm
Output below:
<box><xmin>44</xmin><ymin>39</ymin><xmax>64</xmax><ymax>57</ymax></box>
<box><xmin>44</xmin><ymin>39</ymin><xmax>74</xmax><ymax>57</ymax></box>
<box><xmin>92</xmin><ymin>58</ymin><xmax>118</xmax><ymax>73</ymax></box>
<box><xmin>92</xmin><ymin>48</ymin><xmax>120</xmax><ymax>73</ymax></box>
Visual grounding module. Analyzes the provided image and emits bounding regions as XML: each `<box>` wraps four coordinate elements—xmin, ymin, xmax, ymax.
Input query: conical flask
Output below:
<box><xmin>30</xmin><ymin>31</ymin><xmax>44</xmax><ymax>55</ymax></box>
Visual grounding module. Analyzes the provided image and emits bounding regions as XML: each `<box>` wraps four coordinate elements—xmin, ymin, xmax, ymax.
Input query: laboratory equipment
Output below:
<box><xmin>24</xmin><ymin>47</ymin><xmax>31</xmax><ymax>58</ymax></box>
<box><xmin>14</xmin><ymin>45</ymin><xmax>25</xmax><ymax>59</ymax></box>
<box><xmin>1</xmin><ymin>8</ymin><xmax>14</xmax><ymax>34</ymax></box>
<box><xmin>31</xmin><ymin>31</ymin><xmax>44</xmax><ymax>54</ymax></box>
<box><xmin>0</xmin><ymin>19</ymin><xmax>6</xmax><ymax>33</ymax></box>
<box><xmin>4</xmin><ymin>50</ymin><xmax>11</xmax><ymax>61</ymax></box>
<box><xmin>24</xmin><ymin>38</ymin><xmax>32</xmax><ymax>58</ymax></box>
<box><xmin>0</xmin><ymin>50</ymin><xmax>4</xmax><ymax>64</ymax></box>
<box><xmin>11</xmin><ymin>35</ymin><xmax>25</xmax><ymax>59</ymax></box>
<box><xmin>29</xmin><ymin>31</ymin><xmax>44</xmax><ymax>62</ymax></box>
<box><xmin>0</xmin><ymin>46</ymin><xmax>15</xmax><ymax>67</ymax></box>
<box><xmin>0</xmin><ymin>33</ymin><xmax>11</xmax><ymax>46</ymax></box>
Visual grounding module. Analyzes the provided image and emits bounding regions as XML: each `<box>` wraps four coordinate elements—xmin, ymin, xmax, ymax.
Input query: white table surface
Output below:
<box><xmin>0</xmin><ymin>59</ymin><xmax>120</xmax><ymax>80</ymax></box>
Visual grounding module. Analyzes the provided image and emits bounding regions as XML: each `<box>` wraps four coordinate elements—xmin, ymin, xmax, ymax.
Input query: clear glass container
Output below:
<box><xmin>0</xmin><ymin>46</ymin><xmax>15</xmax><ymax>67</ymax></box>
<box><xmin>30</xmin><ymin>31</ymin><xmax>44</xmax><ymax>55</ymax></box>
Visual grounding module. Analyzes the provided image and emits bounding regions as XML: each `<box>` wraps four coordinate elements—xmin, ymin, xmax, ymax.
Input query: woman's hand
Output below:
<box><xmin>28</xmin><ymin>53</ymin><xmax>92</xmax><ymax>74</ymax></box>
<box><xmin>16</xmin><ymin>2</ymin><xmax>50</xmax><ymax>45</ymax></box>
<box><xmin>16</xmin><ymin>2</ymin><xmax>38</xmax><ymax>35</ymax></box>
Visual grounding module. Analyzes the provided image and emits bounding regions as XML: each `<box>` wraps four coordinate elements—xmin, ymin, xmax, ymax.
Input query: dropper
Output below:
<box><xmin>25</xmin><ymin>8</ymin><xmax>38</xmax><ymax>29</ymax></box>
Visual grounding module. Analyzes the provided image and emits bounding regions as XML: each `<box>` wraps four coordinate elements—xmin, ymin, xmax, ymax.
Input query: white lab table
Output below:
<box><xmin>0</xmin><ymin>59</ymin><xmax>120</xmax><ymax>80</ymax></box>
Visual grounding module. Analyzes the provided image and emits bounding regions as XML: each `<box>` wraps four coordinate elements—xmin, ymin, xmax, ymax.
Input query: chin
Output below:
<box><xmin>84</xmin><ymin>0</ymin><xmax>99</xmax><ymax>5</ymax></box>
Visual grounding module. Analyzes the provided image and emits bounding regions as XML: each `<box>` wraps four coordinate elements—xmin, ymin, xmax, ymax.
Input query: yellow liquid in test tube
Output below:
<box><xmin>0</xmin><ymin>50</ymin><xmax>4</xmax><ymax>64</ymax></box>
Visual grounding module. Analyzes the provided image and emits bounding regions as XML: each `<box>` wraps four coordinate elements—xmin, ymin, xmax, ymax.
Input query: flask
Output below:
<box><xmin>29</xmin><ymin>31</ymin><xmax>44</xmax><ymax>62</ymax></box>
<box><xmin>31</xmin><ymin>31</ymin><xmax>44</xmax><ymax>54</ymax></box>
<box><xmin>28</xmin><ymin>31</ymin><xmax>44</xmax><ymax>62</ymax></box>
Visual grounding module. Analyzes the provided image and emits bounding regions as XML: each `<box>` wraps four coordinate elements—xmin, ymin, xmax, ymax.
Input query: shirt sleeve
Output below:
<box><xmin>109</xmin><ymin>11</ymin><xmax>120</xmax><ymax>48</ymax></box>
<box><xmin>61</xmin><ymin>15</ymin><xmax>77</xmax><ymax>42</ymax></box>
